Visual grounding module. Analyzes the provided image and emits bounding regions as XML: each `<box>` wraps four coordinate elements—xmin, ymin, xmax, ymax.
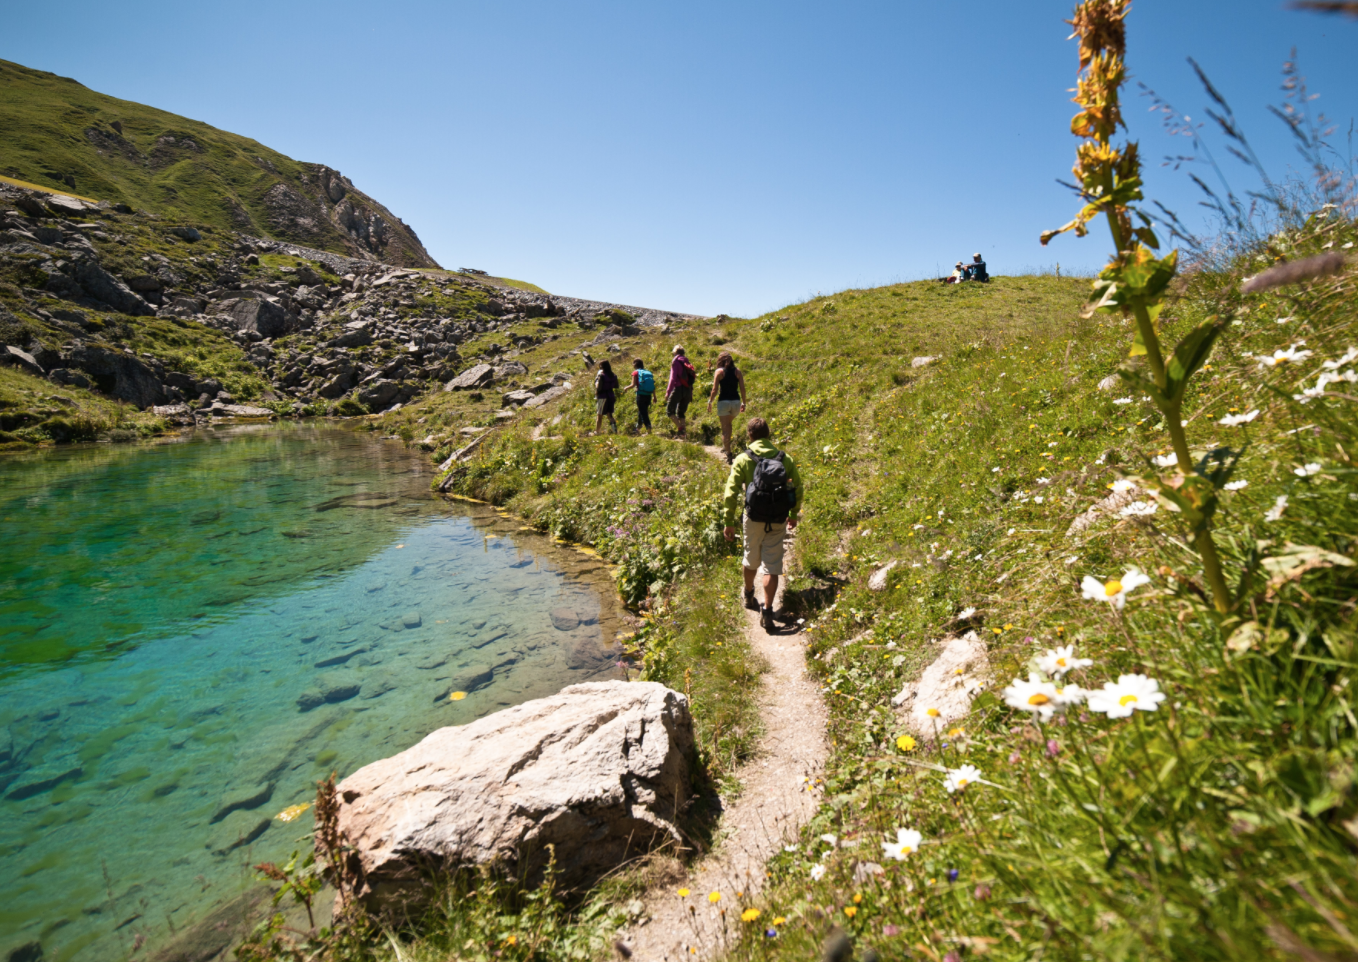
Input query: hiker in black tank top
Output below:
<box><xmin>707</xmin><ymin>351</ymin><xmax>747</xmax><ymax>464</ymax></box>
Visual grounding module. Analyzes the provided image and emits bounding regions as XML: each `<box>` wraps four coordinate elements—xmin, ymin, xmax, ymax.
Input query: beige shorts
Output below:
<box><xmin>743</xmin><ymin>518</ymin><xmax>788</xmax><ymax>576</ymax></box>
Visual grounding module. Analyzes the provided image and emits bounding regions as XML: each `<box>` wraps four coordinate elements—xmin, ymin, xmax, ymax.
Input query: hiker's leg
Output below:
<box><xmin>762</xmin><ymin>572</ymin><xmax>780</xmax><ymax>608</ymax></box>
<box><xmin>719</xmin><ymin>414</ymin><xmax>734</xmax><ymax>453</ymax></box>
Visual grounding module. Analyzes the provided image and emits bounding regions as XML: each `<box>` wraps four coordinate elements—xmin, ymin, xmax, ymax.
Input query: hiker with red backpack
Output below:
<box><xmin>666</xmin><ymin>345</ymin><xmax>698</xmax><ymax>439</ymax></box>
<box><xmin>722</xmin><ymin>417</ymin><xmax>803</xmax><ymax>632</ymax></box>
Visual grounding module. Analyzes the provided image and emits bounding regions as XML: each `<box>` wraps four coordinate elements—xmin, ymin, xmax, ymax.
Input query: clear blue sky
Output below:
<box><xmin>5</xmin><ymin>1</ymin><xmax>1355</xmax><ymax>316</ymax></box>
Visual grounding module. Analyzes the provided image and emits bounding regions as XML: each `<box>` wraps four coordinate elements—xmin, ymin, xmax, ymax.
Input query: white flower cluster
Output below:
<box><xmin>1002</xmin><ymin>643</ymin><xmax>1167</xmax><ymax>722</ymax></box>
<box><xmin>1294</xmin><ymin>347</ymin><xmax>1358</xmax><ymax>403</ymax></box>
<box><xmin>1255</xmin><ymin>342</ymin><xmax>1313</xmax><ymax>369</ymax></box>
<box><xmin>1218</xmin><ymin>409</ymin><xmax>1260</xmax><ymax>427</ymax></box>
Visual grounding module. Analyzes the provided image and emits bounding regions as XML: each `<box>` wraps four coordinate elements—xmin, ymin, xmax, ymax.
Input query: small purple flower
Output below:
<box><xmin>882</xmin><ymin>924</ymin><xmax>900</xmax><ymax>937</ymax></box>
<box><xmin>764</xmin><ymin>928</ymin><xmax>778</xmax><ymax>939</ymax></box>
<box><xmin>1046</xmin><ymin>739</ymin><xmax>1061</xmax><ymax>757</ymax></box>
<box><xmin>973</xmin><ymin>883</ymin><xmax>991</xmax><ymax>901</ymax></box>
<box><xmin>947</xmin><ymin>868</ymin><xmax>959</xmax><ymax>883</ymax></box>
<box><xmin>1008</xmin><ymin>750</ymin><xmax>1021</xmax><ymax>764</ymax></box>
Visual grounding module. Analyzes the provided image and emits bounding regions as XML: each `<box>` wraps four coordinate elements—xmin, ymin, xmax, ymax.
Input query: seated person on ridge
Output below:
<box><xmin>966</xmin><ymin>253</ymin><xmax>989</xmax><ymax>282</ymax></box>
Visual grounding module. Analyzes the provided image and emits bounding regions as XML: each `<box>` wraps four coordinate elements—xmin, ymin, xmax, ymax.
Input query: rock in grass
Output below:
<box><xmin>336</xmin><ymin>681</ymin><xmax>694</xmax><ymax>908</ymax></box>
<box><xmin>868</xmin><ymin>560</ymin><xmax>898</xmax><ymax>592</ymax></box>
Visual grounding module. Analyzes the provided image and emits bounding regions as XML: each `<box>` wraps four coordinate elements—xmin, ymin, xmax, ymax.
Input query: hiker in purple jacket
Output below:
<box><xmin>666</xmin><ymin>345</ymin><xmax>697</xmax><ymax>439</ymax></box>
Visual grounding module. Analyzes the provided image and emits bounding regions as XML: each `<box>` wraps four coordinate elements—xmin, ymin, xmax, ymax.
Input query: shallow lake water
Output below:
<box><xmin>0</xmin><ymin>423</ymin><xmax>625</xmax><ymax>961</ymax></box>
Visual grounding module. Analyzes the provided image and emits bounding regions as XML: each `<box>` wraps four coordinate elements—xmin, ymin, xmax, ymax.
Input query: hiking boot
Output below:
<box><xmin>726</xmin><ymin>450</ymin><xmax>735</xmax><ymax>465</ymax></box>
<box><xmin>760</xmin><ymin>606</ymin><xmax>775</xmax><ymax>632</ymax></box>
<box><xmin>743</xmin><ymin>590</ymin><xmax>759</xmax><ymax>611</ymax></box>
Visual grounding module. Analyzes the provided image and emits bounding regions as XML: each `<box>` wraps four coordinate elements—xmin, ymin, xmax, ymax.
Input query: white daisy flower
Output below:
<box><xmin>1080</xmin><ymin>567</ymin><xmax>1151</xmax><ymax>609</ymax></box>
<box><xmin>1265</xmin><ymin>494</ymin><xmax>1289</xmax><ymax>522</ymax></box>
<box><xmin>1224</xmin><ymin>479</ymin><xmax>1248</xmax><ymax>491</ymax></box>
<box><xmin>1322</xmin><ymin>347</ymin><xmax>1358</xmax><ymax>370</ymax></box>
<box><xmin>1113</xmin><ymin>397</ymin><xmax>1133</xmax><ymax>405</ymax></box>
<box><xmin>1037</xmin><ymin>645</ymin><xmax>1093</xmax><ymax>677</ymax></box>
<box><xmin>1055</xmin><ymin>683</ymin><xmax>1087</xmax><ymax>706</ymax></box>
<box><xmin>819</xmin><ymin>833</ymin><xmax>838</xmax><ymax>847</ymax></box>
<box><xmin>1294</xmin><ymin>462</ymin><xmax>1322</xmax><ymax>477</ymax></box>
<box><xmin>1218</xmin><ymin>409</ymin><xmax>1260</xmax><ymax>427</ymax></box>
<box><xmin>810</xmin><ymin>864</ymin><xmax>826</xmax><ymax>881</ymax></box>
<box><xmin>1110</xmin><ymin>479</ymin><xmax>1137</xmax><ymax>493</ymax></box>
<box><xmin>1087</xmin><ymin>674</ymin><xmax>1166</xmax><ymax>718</ymax></box>
<box><xmin>1002</xmin><ymin>674</ymin><xmax>1061</xmax><ymax>721</ymax></box>
<box><xmin>1152</xmin><ymin>453</ymin><xmax>1178</xmax><ymax>468</ymax></box>
<box><xmin>955</xmin><ymin>606</ymin><xmax>977</xmax><ymax>620</ymax></box>
<box><xmin>881</xmin><ymin>828</ymin><xmax>923</xmax><ymax>861</ymax></box>
<box><xmin>1120</xmin><ymin>500</ymin><xmax>1158</xmax><ymax>517</ymax></box>
<box><xmin>1256</xmin><ymin>343</ymin><xmax>1313</xmax><ymax>368</ymax></box>
<box><xmin>944</xmin><ymin>764</ymin><xmax>983</xmax><ymax>794</ymax></box>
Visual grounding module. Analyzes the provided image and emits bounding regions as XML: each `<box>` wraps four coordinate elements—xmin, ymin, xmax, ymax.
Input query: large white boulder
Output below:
<box><xmin>334</xmin><ymin>681</ymin><xmax>694</xmax><ymax>908</ymax></box>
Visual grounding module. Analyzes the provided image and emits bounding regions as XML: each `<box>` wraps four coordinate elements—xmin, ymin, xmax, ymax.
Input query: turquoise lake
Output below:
<box><xmin>0</xmin><ymin>423</ymin><xmax>625</xmax><ymax>961</ymax></box>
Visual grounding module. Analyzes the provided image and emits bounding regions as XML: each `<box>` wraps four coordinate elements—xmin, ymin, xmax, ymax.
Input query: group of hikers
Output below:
<box><xmin>944</xmin><ymin>253</ymin><xmax>990</xmax><ymax>284</ymax></box>
<box><xmin>590</xmin><ymin>345</ymin><xmax>747</xmax><ymax>463</ymax></box>
<box><xmin>588</xmin><ymin>344</ymin><xmax>799</xmax><ymax>632</ymax></box>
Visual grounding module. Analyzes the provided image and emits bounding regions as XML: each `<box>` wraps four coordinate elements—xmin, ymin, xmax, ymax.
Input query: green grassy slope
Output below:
<box><xmin>365</xmin><ymin>215</ymin><xmax>1358</xmax><ymax>961</ymax></box>
<box><xmin>0</xmin><ymin>59</ymin><xmax>437</xmax><ymax>267</ymax></box>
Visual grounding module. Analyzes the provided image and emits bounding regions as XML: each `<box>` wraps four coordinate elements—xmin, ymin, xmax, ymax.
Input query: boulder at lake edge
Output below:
<box><xmin>334</xmin><ymin>681</ymin><xmax>695</xmax><ymax>908</ymax></box>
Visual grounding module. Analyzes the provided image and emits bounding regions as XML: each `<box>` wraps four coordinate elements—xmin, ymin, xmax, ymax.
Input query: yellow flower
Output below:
<box><xmin>844</xmin><ymin>906</ymin><xmax>858</xmax><ymax>918</ymax></box>
<box><xmin>773</xmin><ymin>916</ymin><xmax>787</xmax><ymax>925</ymax></box>
<box><xmin>504</xmin><ymin>935</ymin><xmax>517</xmax><ymax>946</ymax></box>
<box><xmin>947</xmin><ymin>727</ymin><xmax>964</xmax><ymax>739</ymax></box>
<box><xmin>449</xmin><ymin>691</ymin><xmax>467</xmax><ymax>701</ymax></box>
<box><xmin>276</xmin><ymin>803</ymin><xmax>311</xmax><ymax>823</ymax></box>
<box><xmin>926</xmin><ymin>707</ymin><xmax>940</xmax><ymax>718</ymax></box>
<box><xmin>852</xmin><ymin>893</ymin><xmax>863</xmax><ymax>904</ymax></box>
<box><xmin>709</xmin><ymin>891</ymin><xmax>721</xmax><ymax>903</ymax></box>
<box><xmin>1003</xmin><ymin>623</ymin><xmax>1014</xmax><ymax>630</ymax></box>
<box><xmin>741</xmin><ymin>908</ymin><xmax>761</xmax><ymax>922</ymax></box>
<box><xmin>896</xmin><ymin>735</ymin><xmax>916</xmax><ymax>752</ymax></box>
<box><xmin>678</xmin><ymin>888</ymin><xmax>690</xmax><ymax>897</ymax></box>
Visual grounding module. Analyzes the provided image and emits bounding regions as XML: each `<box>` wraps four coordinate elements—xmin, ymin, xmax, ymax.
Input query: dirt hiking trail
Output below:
<box><xmin>619</xmin><ymin>445</ymin><xmax>829</xmax><ymax>961</ymax></box>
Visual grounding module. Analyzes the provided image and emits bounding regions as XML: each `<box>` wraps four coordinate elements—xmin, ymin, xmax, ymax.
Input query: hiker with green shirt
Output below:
<box><xmin>722</xmin><ymin>417</ymin><xmax>803</xmax><ymax>632</ymax></box>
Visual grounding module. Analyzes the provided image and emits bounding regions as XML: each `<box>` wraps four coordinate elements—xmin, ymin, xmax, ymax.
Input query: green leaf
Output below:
<box><xmin>1128</xmin><ymin>301</ymin><xmax>1164</xmax><ymax>357</ymax></box>
<box><xmin>1116</xmin><ymin>364</ymin><xmax>1167</xmax><ymax>407</ymax></box>
<box><xmin>1164</xmin><ymin>317</ymin><xmax>1223</xmax><ymax>405</ymax></box>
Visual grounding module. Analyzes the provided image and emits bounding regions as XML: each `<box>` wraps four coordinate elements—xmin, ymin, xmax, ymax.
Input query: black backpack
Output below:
<box><xmin>744</xmin><ymin>448</ymin><xmax>797</xmax><ymax>528</ymax></box>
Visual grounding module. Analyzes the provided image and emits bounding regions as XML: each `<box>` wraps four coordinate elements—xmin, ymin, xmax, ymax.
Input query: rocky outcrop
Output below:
<box><xmin>62</xmin><ymin>344</ymin><xmax>166</xmax><ymax>408</ymax></box>
<box><xmin>208</xmin><ymin>293</ymin><xmax>294</xmax><ymax>339</ymax></box>
<box><xmin>333</xmin><ymin>681</ymin><xmax>694</xmax><ymax>908</ymax></box>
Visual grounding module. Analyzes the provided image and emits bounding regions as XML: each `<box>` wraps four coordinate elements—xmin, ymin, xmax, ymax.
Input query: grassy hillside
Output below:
<box><xmin>307</xmin><ymin>209</ymin><xmax>1358</xmax><ymax>962</ymax></box>
<box><xmin>0</xmin><ymin>59</ymin><xmax>437</xmax><ymax>267</ymax></box>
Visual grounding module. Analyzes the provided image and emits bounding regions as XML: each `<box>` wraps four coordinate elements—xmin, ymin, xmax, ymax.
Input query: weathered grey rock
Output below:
<box><xmin>318</xmin><ymin>370</ymin><xmax>356</xmax><ymax>399</ymax></box>
<box><xmin>46</xmin><ymin>194</ymin><xmax>90</xmax><ymax>216</ymax></box>
<box><xmin>501</xmin><ymin>389</ymin><xmax>537</xmax><ymax>406</ymax></box>
<box><xmin>62</xmin><ymin>344</ymin><xmax>165</xmax><ymax>408</ymax></box>
<box><xmin>402</xmin><ymin>611</ymin><xmax>422</xmax><ymax>629</ymax></box>
<box><xmin>170</xmin><ymin>226</ymin><xmax>202</xmax><ymax>243</ymax></box>
<box><xmin>550</xmin><ymin>608</ymin><xmax>581</xmax><ymax>631</ymax></box>
<box><xmin>209</xmin><ymin>294</ymin><xmax>291</xmax><ymax>339</ymax></box>
<box><xmin>335</xmin><ymin>681</ymin><xmax>694</xmax><ymax>907</ymax></box>
<box><xmin>211</xmin><ymin>781</ymin><xmax>274</xmax><ymax>823</ymax></box>
<box><xmin>67</xmin><ymin>256</ymin><xmax>155</xmax><ymax>315</ymax></box>
<box><xmin>444</xmin><ymin>363</ymin><xmax>493</xmax><ymax>391</ymax></box>
<box><xmin>522</xmin><ymin>385</ymin><xmax>569</xmax><ymax>409</ymax></box>
<box><xmin>327</xmin><ymin>323</ymin><xmax>373</xmax><ymax>348</ymax></box>
<box><xmin>212</xmin><ymin>403</ymin><xmax>274</xmax><ymax>419</ymax></box>
<box><xmin>2</xmin><ymin>345</ymin><xmax>44</xmax><ymax>376</ymax></box>
<box><xmin>152</xmin><ymin>403</ymin><xmax>190</xmax><ymax>418</ymax></box>
<box><xmin>435</xmin><ymin>663</ymin><xmax>494</xmax><ymax>701</ymax></box>
<box><xmin>297</xmin><ymin>672</ymin><xmax>362</xmax><ymax>711</ymax></box>
<box><xmin>493</xmin><ymin>360</ymin><xmax>528</xmax><ymax>378</ymax></box>
<box><xmin>124</xmin><ymin>273</ymin><xmax>164</xmax><ymax>292</ymax></box>
<box><xmin>207</xmin><ymin>811</ymin><xmax>271</xmax><ymax>856</ymax></box>
<box><xmin>1097</xmin><ymin>374</ymin><xmax>1121</xmax><ymax>392</ymax></box>
<box><xmin>47</xmin><ymin>368</ymin><xmax>92</xmax><ymax>389</ymax></box>
<box><xmin>358</xmin><ymin>379</ymin><xmax>400</xmax><ymax>409</ymax></box>
<box><xmin>868</xmin><ymin>560</ymin><xmax>899</xmax><ymax>592</ymax></box>
<box><xmin>911</xmin><ymin>356</ymin><xmax>938</xmax><ymax>369</ymax></box>
<box><xmin>15</xmin><ymin>194</ymin><xmax>45</xmax><ymax>217</ymax></box>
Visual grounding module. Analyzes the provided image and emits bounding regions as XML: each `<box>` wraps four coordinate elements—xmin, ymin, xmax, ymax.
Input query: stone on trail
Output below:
<box><xmin>868</xmin><ymin>560</ymin><xmax>899</xmax><ymax>592</ymax></box>
<box><xmin>334</xmin><ymin>681</ymin><xmax>695</xmax><ymax>908</ymax></box>
<box><xmin>891</xmin><ymin>631</ymin><xmax>989</xmax><ymax>733</ymax></box>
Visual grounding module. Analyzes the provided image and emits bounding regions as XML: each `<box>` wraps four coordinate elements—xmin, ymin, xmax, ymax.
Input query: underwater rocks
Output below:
<box><xmin>296</xmin><ymin>672</ymin><xmax>362</xmax><ymax>711</ymax></box>
<box><xmin>333</xmin><ymin>681</ymin><xmax>695</xmax><ymax>909</ymax></box>
<box><xmin>210</xmin><ymin>780</ymin><xmax>274</xmax><ymax>823</ymax></box>
<box><xmin>549</xmin><ymin>608</ymin><xmax>580</xmax><ymax>631</ymax></box>
<box><xmin>207</xmin><ymin>810</ymin><xmax>271</xmax><ymax>856</ymax></box>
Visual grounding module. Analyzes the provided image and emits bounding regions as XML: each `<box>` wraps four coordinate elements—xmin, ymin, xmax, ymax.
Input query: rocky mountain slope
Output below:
<box><xmin>0</xmin><ymin>182</ymin><xmax>701</xmax><ymax>449</ymax></box>
<box><xmin>0</xmin><ymin>59</ymin><xmax>436</xmax><ymax>268</ymax></box>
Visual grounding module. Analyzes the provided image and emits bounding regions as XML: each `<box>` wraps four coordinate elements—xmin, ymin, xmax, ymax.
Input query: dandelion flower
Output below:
<box><xmin>1294</xmin><ymin>462</ymin><xmax>1322</xmax><ymax>477</ymax></box>
<box><xmin>773</xmin><ymin>916</ymin><xmax>787</xmax><ymax>926</ymax></box>
<box><xmin>709</xmin><ymin>891</ymin><xmax>722</xmax><ymax>903</ymax></box>
<box><xmin>1218</xmin><ymin>409</ymin><xmax>1259</xmax><ymax>427</ymax></box>
<box><xmin>810</xmin><ymin>864</ymin><xmax>826</xmax><ymax>881</ymax></box>
<box><xmin>1265</xmin><ymin>495</ymin><xmax>1289</xmax><ymax>522</ymax></box>
<box><xmin>1224</xmin><ymin>479</ymin><xmax>1248</xmax><ymax>491</ymax></box>
<box><xmin>504</xmin><ymin>935</ymin><xmax>517</xmax><ymax>946</ymax></box>
<box><xmin>944</xmin><ymin>764</ymin><xmax>983</xmax><ymax>794</ymax></box>
<box><xmin>742</xmin><ymin>908</ymin><xmax>761</xmax><ymax>922</ymax></box>
<box><xmin>1087</xmin><ymin>674</ymin><xmax>1166</xmax><ymax>718</ymax></box>
<box><xmin>881</xmin><ymin>828</ymin><xmax>923</xmax><ymax>860</ymax></box>
<box><xmin>1110</xmin><ymin>479</ymin><xmax>1136</xmax><ymax>493</ymax></box>
<box><xmin>276</xmin><ymin>803</ymin><xmax>311</xmax><ymax>823</ymax></box>
<box><xmin>844</xmin><ymin>906</ymin><xmax>858</xmax><ymax>918</ymax></box>
<box><xmin>1080</xmin><ymin>567</ymin><xmax>1151</xmax><ymax>609</ymax></box>
<box><xmin>1120</xmin><ymin>500</ymin><xmax>1157</xmax><ymax>518</ymax></box>
<box><xmin>678</xmin><ymin>888</ymin><xmax>690</xmax><ymax>897</ymax></box>
<box><xmin>926</xmin><ymin>707</ymin><xmax>941</xmax><ymax>718</ymax></box>
<box><xmin>1037</xmin><ymin>645</ymin><xmax>1092</xmax><ymax>677</ymax></box>
<box><xmin>896</xmin><ymin>735</ymin><xmax>917</xmax><ymax>752</ymax></box>
<box><xmin>1002</xmin><ymin>674</ymin><xmax>1061</xmax><ymax>720</ymax></box>
<box><xmin>1152</xmin><ymin>453</ymin><xmax>1178</xmax><ymax>468</ymax></box>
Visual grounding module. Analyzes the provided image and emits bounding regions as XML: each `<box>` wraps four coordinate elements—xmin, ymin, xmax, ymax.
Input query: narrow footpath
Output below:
<box><xmin>620</xmin><ymin>444</ymin><xmax>829</xmax><ymax>961</ymax></box>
